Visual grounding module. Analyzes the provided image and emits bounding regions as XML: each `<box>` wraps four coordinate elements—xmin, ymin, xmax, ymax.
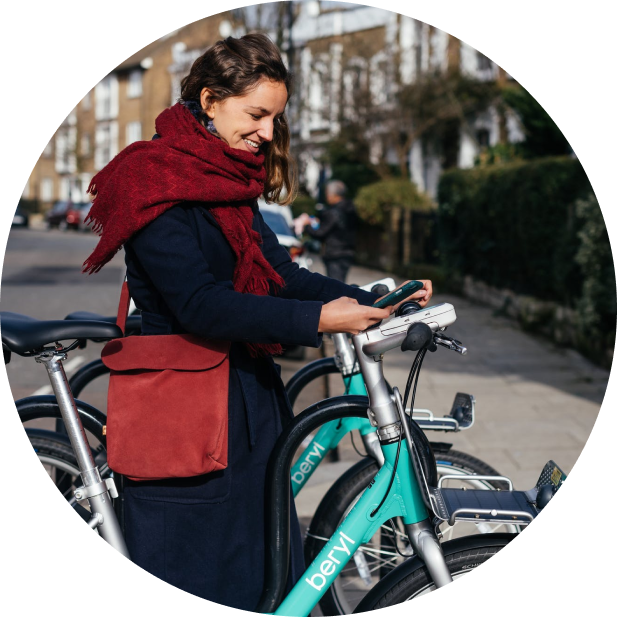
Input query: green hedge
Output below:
<box><xmin>290</xmin><ymin>193</ymin><xmax>318</xmax><ymax>218</ymax></box>
<box><xmin>355</xmin><ymin>179</ymin><xmax>434</xmax><ymax>226</ymax></box>
<box><xmin>574</xmin><ymin>194</ymin><xmax>617</xmax><ymax>360</ymax></box>
<box><xmin>438</xmin><ymin>156</ymin><xmax>594</xmax><ymax>302</ymax></box>
<box><xmin>438</xmin><ymin>156</ymin><xmax>616</xmax><ymax>364</ymax></box>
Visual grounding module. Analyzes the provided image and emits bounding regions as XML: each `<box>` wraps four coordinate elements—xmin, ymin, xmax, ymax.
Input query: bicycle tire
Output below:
<box><xmin>286</xmin><ymin>356</ymin><xmax>340</xmax><ymax>408</ymax></box>
<box><xmin>354</xmin><ymin>534</ymin><xmax>615</xmax><ymax>617</ymax></box>
<box><xmin>304</xmin><ymin>450</ymin><xmax>517</xmax><ymax>616</ymax></box>
<box><xmin>26</xmin><ymin>429</ymin><xmax>111</xmax><ymax>522</ymax></box>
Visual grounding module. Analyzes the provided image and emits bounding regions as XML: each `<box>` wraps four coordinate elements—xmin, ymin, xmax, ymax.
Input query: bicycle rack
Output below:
<box><xmin>437</xmin><ymin>475</ymin><xmax>513</xmax><ymax>490</ymax></box>
<box><xmin>409</xmin><ymin>392</ymin><xmax>475</xmax><ymax>432</ymax></box>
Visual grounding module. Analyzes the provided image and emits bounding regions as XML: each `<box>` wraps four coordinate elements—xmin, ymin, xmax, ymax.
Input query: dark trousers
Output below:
<box><xmin>324</xmin><ymin>257</ymin><xmax>353</xmax><ymax>283</ymax></box>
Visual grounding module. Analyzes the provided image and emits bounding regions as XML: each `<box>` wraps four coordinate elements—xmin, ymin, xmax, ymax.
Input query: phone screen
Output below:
<box><xmin>372</xmin><ymin>280</ymin><xmax>424</xmax><ymax>309</ymax></box>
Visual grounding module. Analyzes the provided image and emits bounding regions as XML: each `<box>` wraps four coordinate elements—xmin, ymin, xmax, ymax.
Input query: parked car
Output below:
<box><xmin>77</xmin><ymin>202</ymin><xmax>93</xmax><ymax>231</ymax></box>
<box><xmin>65</xmin><ymin>203</ymin><xmax>90</xmax><ymax>230</ymax></box>
<box><xmin>46</xmin><ymin>201</ymin><xmax>90</xmax><ymax>230</ymax></box>
<box><xmin>12</xmin><ymin>205</ymin><xmax>29</xmax><ymax>228</ymax></box>
<box><xmin>258</xmin><ymin>200</ymin><xmax>312</xmax><ymax>270</ymax></box>
<box><xmin>45</xmin><ymin>201</ymin><xmax>71</xmax><ymax>229</ymax></box>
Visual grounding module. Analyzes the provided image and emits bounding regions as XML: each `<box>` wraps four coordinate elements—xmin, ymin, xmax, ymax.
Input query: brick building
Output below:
<box><xmin>22</xmin><ymin>2</ymin><xmax>523</xmax><ymax>210</ymax></box>
<box><xmin>22</xmin><ymin>13</ymin><xmax>233</xmax><ymax>209</ymax></box>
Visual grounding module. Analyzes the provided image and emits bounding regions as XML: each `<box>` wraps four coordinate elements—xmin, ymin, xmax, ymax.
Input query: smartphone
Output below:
<box><xmin>372</xmin><ymin>280</ymin><xmax>424</xmax><ymax>309</ymax></box>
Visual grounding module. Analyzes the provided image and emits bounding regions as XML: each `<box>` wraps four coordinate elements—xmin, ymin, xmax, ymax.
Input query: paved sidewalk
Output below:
<box><xmin>279</xmin><ymin>262</ymin><xmax>609</xmax><ymax>522</ymax></box>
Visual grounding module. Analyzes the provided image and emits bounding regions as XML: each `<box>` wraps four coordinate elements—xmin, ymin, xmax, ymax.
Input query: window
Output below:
<box><xmin>127</xmin><ymin>70</ymin><xmax>143</xmax><ymax>98</ymax></box>
<box><xmin>478</xmin><ymin>54</ymin><xmax>491</xmax><ymax>71</ymax></box>
<box><xmin>370</xmin><ymin>56</ymin><xmax>389</xmax><ymax>106</ymax></box>
<box><xmin>95</xmin><ymin>75</ymin><xmax>119</xmax><ymax>120</ymax></box>
<box><xmin>55</xmin><ymin>128</ymin><xmax>76</xmax><ymax>174</ymax></box>
<box><xmin>342</xmin><ymin>60</ymin><xmax>369</xmax><ymax>121</ymax></box>
<box><xmin>125</xmin><ymin>122</ymin><xmax>142</xmax><ymax>146</ymax></box>
<box><xmin>95</xmin><ymin>121</ymin><xmax>118</xmax><ymax>170</ymax></box>
<box><xmin>79</xmin><ymin>173</ymin><xmax>92</xmax><ymax>201</ymax></box>
<box><xmin>59</xmin><ymin>177</ymin><xmax>71</xmax><ymax>201</ymax></box>
<box><xmin>41</xmin><ymin>177</ymin><xmax>54</xmax><ymax>201</ymax></box>
<box><xmin>309</xmin><ymin>61</ymin><xmax>330</xmax><ymax>130</ymax></box>
<box><xmin>476</xmin><ymin>128</ymin><xmax>490</xmax><ymax>147</ymax></box>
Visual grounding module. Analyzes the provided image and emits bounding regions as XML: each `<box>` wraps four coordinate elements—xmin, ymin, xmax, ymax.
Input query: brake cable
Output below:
<box><xmin>370</xmin><ymin>347</ymin><xmax>427</xmax><ymax>518</ymax></box>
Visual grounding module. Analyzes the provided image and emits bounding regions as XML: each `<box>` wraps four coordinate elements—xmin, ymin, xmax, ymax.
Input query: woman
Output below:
<box><xmin>83</xmin><ymin>33</ymin><xmax>432</xmax><ymax>611</ymax></box>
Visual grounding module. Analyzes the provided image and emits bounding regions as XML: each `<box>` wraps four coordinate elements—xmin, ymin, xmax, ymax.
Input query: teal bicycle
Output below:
<box><xmin>11</xmin><ymin>286</ymin><xmax>517</xmax><ymax>616</ymax></box>
<box><xmin>288</xmin><ymin>329</ymin><xmax>512</xmax><ymax>615</ymax></box>
<box><xmin>256</xmin><ymin>301</ymin><xmax>566</xmax><ymax>614</ymax></box>
<box><xmin>2</xmin><ymin>300</ymin><xmax>565</xmax><ymax>616</ymax></box>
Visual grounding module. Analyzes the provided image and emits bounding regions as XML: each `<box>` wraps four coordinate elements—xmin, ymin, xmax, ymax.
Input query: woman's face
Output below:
<box><xmin>201</xmin><ymin>79</ymin><xmax>288</xmax><ymax>155</ymax></box>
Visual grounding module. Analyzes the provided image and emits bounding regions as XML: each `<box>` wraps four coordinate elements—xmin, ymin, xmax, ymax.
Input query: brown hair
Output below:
<box><xmin>180</xmin><ymin>33</ymin><xmax>296</xmax><ymax>205</ymax></box>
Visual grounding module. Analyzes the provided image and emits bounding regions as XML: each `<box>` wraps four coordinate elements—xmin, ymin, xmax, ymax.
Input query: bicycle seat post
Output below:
<box><xmin>35</xmin><ymin>350</ymin><xmax>129</xmax><ymax>558</ymax></box>
<box><xmin>36</xmin><ymin>351</ymin><xmax>96</xmax><ymax>477</ymax></box>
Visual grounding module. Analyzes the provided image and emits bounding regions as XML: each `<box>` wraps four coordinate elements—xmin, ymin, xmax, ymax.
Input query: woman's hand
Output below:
<box><xmin>318</xmin><ymin>297</ymin><xmax>392</xmax><ymax>335</ymax></box>
<box><xmin>384</xmin><ymin>279</ymin><xmax>433</xmax><ymax>311</ymax></box>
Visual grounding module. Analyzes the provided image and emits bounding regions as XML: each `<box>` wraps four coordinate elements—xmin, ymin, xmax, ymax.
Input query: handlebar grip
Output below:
<box><xmin>401</xmin><ymin>322</ymin><xmax>433</xmax><ymax>352</ymax></box>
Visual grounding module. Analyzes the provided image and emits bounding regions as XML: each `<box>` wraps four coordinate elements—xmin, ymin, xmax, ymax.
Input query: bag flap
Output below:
<box><xmin>101</xmin><ymin>334</ymin><xmax>230</xmax><ymax>371</ymax></box>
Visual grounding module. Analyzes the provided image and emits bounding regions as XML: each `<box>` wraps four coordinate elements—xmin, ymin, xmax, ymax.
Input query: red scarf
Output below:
<box><xmin>83</xmin><ymin>102</ymin><xmax>285</xmax><ymax>357</ymax></box>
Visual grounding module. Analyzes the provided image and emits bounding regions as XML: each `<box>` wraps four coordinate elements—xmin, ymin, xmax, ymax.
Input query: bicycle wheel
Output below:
<box><xmin>27</xmin><ymin>429</ymin><xmax>110</xmax><ymax>522</ymax></box>
<box><xmin>286</xmin><ymin>356</ymin><xmax>340</xmax><ymax>408</ymax></box>
<box><xmin>304</xmin><ymin>451</ymin><xmax>517</xmax><ymax>616</ymax></box>
<box><xmin>354</xmin><ymin>534</ymin><xmax>615</xmax><ymax>617</ymax></box>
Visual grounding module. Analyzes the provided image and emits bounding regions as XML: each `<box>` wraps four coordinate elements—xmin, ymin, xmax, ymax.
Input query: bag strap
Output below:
<box><xmin>116</xmin><ymin>281</ymin><xmax>131</xmax><ymax>335</ymax></box>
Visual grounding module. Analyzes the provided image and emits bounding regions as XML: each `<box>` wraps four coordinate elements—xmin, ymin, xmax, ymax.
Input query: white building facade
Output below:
<box><xmin>288</xmin><ymin>2</ymin><xmax>524</xmax><ymax>198</ymax></box>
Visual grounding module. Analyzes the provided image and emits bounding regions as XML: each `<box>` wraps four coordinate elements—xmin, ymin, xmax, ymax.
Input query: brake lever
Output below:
<box><xmin>433</xmin><ymin>332</ymin><xmax>467</xmax><ymax>355</ymax></box>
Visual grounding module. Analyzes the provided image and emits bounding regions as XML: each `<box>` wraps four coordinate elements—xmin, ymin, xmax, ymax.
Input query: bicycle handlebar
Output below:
<box><xmin>358</xmin><ymin>302</ymin><xmax>457</xmax><ymax>358</ymax></box>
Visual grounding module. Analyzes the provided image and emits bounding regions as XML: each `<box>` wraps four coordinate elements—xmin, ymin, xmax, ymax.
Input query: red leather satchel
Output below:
<box><xmin>101</xmin><ymin>282</ymin><xmax>230</xmax><ymax>481</ymax></box>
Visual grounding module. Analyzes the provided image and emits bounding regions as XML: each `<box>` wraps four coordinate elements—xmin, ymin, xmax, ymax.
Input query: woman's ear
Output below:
<box><xmin>200</xmin><ymin>88</ymin><xmax>216</xmax><ymax>118</ymax></box>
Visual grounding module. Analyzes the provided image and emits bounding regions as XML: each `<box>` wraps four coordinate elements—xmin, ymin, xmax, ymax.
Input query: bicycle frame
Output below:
<box><xmin>290</xmin><ymin>332</ymin><xmax>440</xmax><ymax>496</ymax></box>
<box><xmin>260</xmin><ymin>309</ymin><xmax>463</xmax><ymax>614</ymax></box>
<box><xmin>277</xmin><ymin>439</ymin><xmax>429</xmax><ymax>616</ymax></box>
<box><xmin>32</xmin><ymin>350</ymin><xmax>129</xmax><ymax>557</ymax></box>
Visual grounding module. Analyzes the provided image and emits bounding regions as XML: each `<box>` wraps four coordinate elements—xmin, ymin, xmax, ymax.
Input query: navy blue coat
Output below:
<box><xmin>121</xmin><ymin>200</ymin><xmax>377</xmax><ymax>610</ymax></box>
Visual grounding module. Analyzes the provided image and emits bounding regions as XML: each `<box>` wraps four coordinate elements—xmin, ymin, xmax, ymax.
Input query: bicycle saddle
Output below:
<box><xmin>0</xmin><ymin>312</ymin><xmax>123</xmax><ymax>355</ymax></box>
<box><xmin>64</xmin><ymin>311</ymin><xmax>142</xmax><ymax>336</ymax></box>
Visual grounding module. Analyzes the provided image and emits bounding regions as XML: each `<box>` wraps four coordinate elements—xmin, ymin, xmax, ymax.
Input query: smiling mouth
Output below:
<box><xmin>244</xmin><ymin>138</ymin><xmax>260</xmax><ymax>149</ymax></box>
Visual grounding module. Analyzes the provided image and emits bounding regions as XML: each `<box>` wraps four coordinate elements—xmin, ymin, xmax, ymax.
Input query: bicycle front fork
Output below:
<box><xmin>406</xmin><ymin>519</ymin><xmax>453</xmax><ymax>587</ymax></box>
<box><xmin>35</xmin><ymin>351</ymin><xmax>130</xmax><ymax>558</ymax></box>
